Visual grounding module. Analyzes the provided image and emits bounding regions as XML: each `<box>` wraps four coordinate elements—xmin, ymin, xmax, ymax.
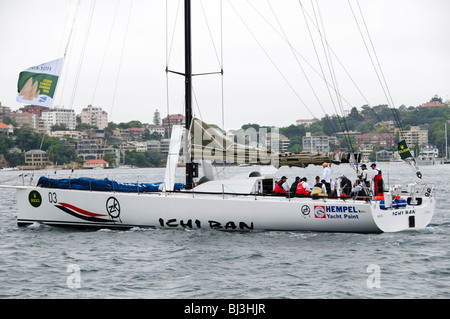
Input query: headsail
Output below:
<box><xmin>189</xmin><ymin>118</ymin><xmax>358</xmax><ymax>168</ymax></box>
<box><xmin>17</xmin><ymin>58</ymin><xmax>64</xmax><ymax>107</ymax></box>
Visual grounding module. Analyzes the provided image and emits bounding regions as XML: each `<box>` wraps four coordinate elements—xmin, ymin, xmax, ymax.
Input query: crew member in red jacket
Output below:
<box><xmin>370</xmin><ymin>163</ymin><xmax>384</xmax><ymax>196</ymax></box>
<box><xmin>274</xmin><ymin>176</ymin><xmax>289</xmax><ymax>194</ymax></box>
<box><xmin>296</xmin><ymin>177</ymin><xmax>311</xmax><ymax>196</ymax></box>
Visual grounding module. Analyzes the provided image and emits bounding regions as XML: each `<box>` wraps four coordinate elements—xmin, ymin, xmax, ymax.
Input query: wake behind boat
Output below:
<box><xmin>2</xmin><ymin>0</ymin><xmax>436</xmax><ymax>233</ymax></box>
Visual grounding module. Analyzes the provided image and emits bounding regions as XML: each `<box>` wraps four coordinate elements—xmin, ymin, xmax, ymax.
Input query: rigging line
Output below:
<box><xmin>227</xmin><ymin>0</ymin><xmax>317</xmax><ymax>120</ymax></box>
<box><xmin>192</xmin><ymin>83</ymin><xmax>204</xmax><ymax>121</ymax></box>
<box><xmin>304</xmin><ymin>0</ymin><xmax>353</xmax><ymax>152</ymax></box>
<box><xmin>165</xmin><ymin>0</ymin><xmax>171</xmax><ymax>137</ymax></box>
<box><xmin>299</xmin><ymin>0</ymin><xmax>351</xmax><ymax>146</ymax></box>
<box><xmin>199</xmin><ymin>0</ymin><xmax>226</xmax><ymax>134</ymax></box>
<box><xmin>355</xmin><ymin>0</ymin><xmax>395</xmax><ymax>109</ymax></box>
<box><xmin>56</xmin><ymin>0</ymin><xmax>74</xmax><ymax>60</ymax></box>
<box><xmin>347</xmin><ymin>0</ymin><xmax>399</xmax><ymax>141</ymax></box>
<box><xmin>313</xmin><ymin>0</ymin><xmax>345</xmax><ymax>119</ymax></box>
<box><xmin>90</xmin><ymin>0</ymin><xmax>121</xmax><ymax>105</ymax></box>
<box><xmin>310</xmin><ymin>0</ymin><xmax>349</xmax><ymax>140</ymax></box>
<box><xmin>166</xmin><ymin>0</ymin><xmax>182</xmax><ymax>69</ymax></box>
<box><xmin>165</xmin><ymin>0</ymin><xmax>182</xmax><ymax>138</ymax></box>
<box><xmin>299</xmin><ymin>0</ymin><xmax>339</xmax><ymax>116</ymax></box>
<box><xmin>295</xmin><ymin>0</ymin><xmax>371</xmax><ymax>107</ymax></box>
<box><xmin>263</xmin><ymin>0</ymin><xmax>331</xmax><ymax>130</ymax></box>
<box><xmin>355</xmin><ymin>0</ymin><xmax>403</xmax><ymax>131</ymax></box>
<box><xmin>62</xmin><ymin>0</ymin><xmax>81</xmax><ymax>59</ymax></box>
<box><xmin>311</xmin><ymin>0</ymin><xmax>340</xmax><ymax>109</ymax></box>
<box><xmin>300</xmin><ymin>1</ymin><xmax>387</xmax><ymax>154</ymax></box>
<box><xmin>265</xmin><ymin>2</ymin><xmax>352</xmax><ymax>157</ymax></box>
<box><xmin>199</xmin><ymin>0</ymin><xmax>221</xmax><ymax>69</ymax></box>
<box><xmin>41</xmin><ymin>0</ymin><xmax>80</xmax><ymax>150</ymax></box>
<box><xmin>300</xmin><ymin>0</ymin><xmax>354</xmax><ymax>151</ymax></box>
<box><xmin>248</xmin><ymin>0</ymin><xmax>359</xmax><ymax>112</ymax></box>
<box><xmin>220</xmin><ymin>0</ymin><xmax>225</xmax><ymax>132</ymax></box>
<box><xmin>165</xmin><ymin>71</ymin><xmax>171</xmax><ymax>137</ymax></box>
<box><xmin>98</xmin><ymin>0</ymin><xmax>121</xmax><ymax>161</ymax></box>
<box><xmin>55</xmin><ymin>0</ymin><xmax>82</xmax><ymax>107</ymax></box>
<box><xmin>312</xmin><ymin>0</ymin><xmax>354</xmax><ymax>152</ymax></box>
<box><xmin>190</xmin><ymin>1</ymin><xmax>226</xmax><ymax>135</ymax></box>
<box><xmin>250</xmin><ymin>0</ymin><xmax>349</xmax><ymax>139</ymax></box>
<box><xmin>69</xmin><ymin>0</ymin><xmax>97</xmax><ymax>110</ymax></box>
<box><xmin>347</xmin><ymin>1</ymin><xmax>390</xmax><ymax>113</ymax></box>
<box><xmin>110</xmin><ymin>0</ymin><xmax>134</xmax><ymax>120</ymax></box>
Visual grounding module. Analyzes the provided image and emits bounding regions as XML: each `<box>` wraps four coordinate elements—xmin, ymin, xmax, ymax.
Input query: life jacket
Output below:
<box><xmin>296</xmin><ymin>181</ymin><xmax>310</xmax><ymax>196</ymax></box>
<box><xmin>274</xmin><ymin>181</ymin><xmax>287</xmax><ymax>194</ymax></box>
<box><xmin>373</xmin><ymin>168</ymin><xmax>384</xmax><ymax>196</ymax></box>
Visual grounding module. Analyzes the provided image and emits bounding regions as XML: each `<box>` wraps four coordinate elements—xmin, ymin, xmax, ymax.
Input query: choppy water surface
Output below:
<box><xmin>0</xmin><ymin>163</ymin><xmax>448</xmax><ymax>299</ymax></box>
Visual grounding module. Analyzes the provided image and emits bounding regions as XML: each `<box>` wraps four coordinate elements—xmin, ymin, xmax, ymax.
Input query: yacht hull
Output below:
<box><xmin>13</xmin><ymin>186</ymin><xmax>435</xmax><ymax>233</ymax></box>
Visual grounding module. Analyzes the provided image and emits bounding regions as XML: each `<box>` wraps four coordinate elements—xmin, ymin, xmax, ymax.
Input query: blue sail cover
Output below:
<box><xmin>37</xmin><ymin>176</ymin><xmax>185</xmax><ymax>192</ymax></box>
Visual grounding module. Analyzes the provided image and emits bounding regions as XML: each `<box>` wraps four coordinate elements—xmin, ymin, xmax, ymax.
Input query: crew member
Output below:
<box><xmin>351</xmin><ymin>180</ymin><xmax>365</xmax><ymax>198</ymax></box>
<box><xmin>322</xmin><ymin>162</ymin><xmax>333</xmax><ymax>196</ymax></box>
<box><xmin>358</xmin><ymin>164</ymin><xmax>370</xmax><ymax>188</ymax></box>
<box><xmin>274</xmin><ymin>176</ymin><xmax>289</xmax><ymax>194</ymax></box>
<box><xmin>371</xmin><ymin>163</ymin><xmax>384</xmax><ymax>196</ymax></box>
<box><xmin>296</xmin><ymin>177</ymin><xmax>311</xmax><ymax>197</ymax></box>
<box><xmin>289</xmin><ymin>176</ymin><xmax>301</xmax><ymax>197</ymax></box>
<box><xmin>310</xmin><ymin>177</ymin><xmax>327</xmax><ymax>197</ymax></box>
<box><xmin>340</xmin><ymin>174</ymin><xmax>352</xmax><ymax>197</ymax></box>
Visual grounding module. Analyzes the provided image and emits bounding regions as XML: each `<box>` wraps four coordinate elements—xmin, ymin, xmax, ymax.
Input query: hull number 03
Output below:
<box><xmin>48</xmin><ymin>192</ymin><xmax>57</xmax><ymax>203</ymax></box>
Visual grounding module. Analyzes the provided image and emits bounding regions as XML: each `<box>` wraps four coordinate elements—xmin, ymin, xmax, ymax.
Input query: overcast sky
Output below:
<box><xmin>0</xmin><ymin>0</ymin><xmax>449</xmax><ymax>130</ymax></box>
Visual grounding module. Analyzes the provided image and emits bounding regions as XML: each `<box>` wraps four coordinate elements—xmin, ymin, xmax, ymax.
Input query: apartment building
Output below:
<box><xmin>40</xmin><ymin>107</ymin><xmax>76</xmax><ymax>132</ymax></box>
<box><xmin>24</xmin><ymin>149</ymin><xmax>49</xmax><ymax>166</ymax></box>
<box><xmin>302</xmin><ymin>132</ymin><xmax>330</xmax><ymax>153</ymax></box>
<box><xmin>143</xmin><ymin>124</ymin><xmax>165</xmax><ymax>137</ymax></box>
<box><xmin>162</xmin><ymin>114</ymin><xmax>185</xmax><ymax>135</ymax></box>
<box><xmin>399</xmin><ymin>126</ymin><xmax>428</xmax><ymax>146</ymax></box>
<box><xmin>356</xmin><ymin>133</ymin><xmax>396</xmax><ymax>148</ymax></box>
<box><xmin>80</xmin><ymin>105</ymin><xmax>108</xmax><ymax>130</ymax></box>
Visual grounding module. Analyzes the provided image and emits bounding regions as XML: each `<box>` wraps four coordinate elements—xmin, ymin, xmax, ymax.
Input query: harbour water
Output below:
<box><xmin>0</xmin><ymin>163</ymin><xmax>448</xmax><ymax>299</ymax></box>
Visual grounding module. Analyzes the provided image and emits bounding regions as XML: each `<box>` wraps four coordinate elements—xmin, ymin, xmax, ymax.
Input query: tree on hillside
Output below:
<box><xmin>430</xmin><ymin>95</ymin><xmax>442</xmax><ymax>103</ymax></box>
<box><xmin>153</xmin><ymin>109</ymin><xmax>161</xmax><ymax>125</ymax></box>
<box><xmin>14</xmin><ymin>127</ymin><xmax>42</xmax><ymax>150</ymax></box>
<box><xmin>76</xmin><ymin>123</ymin><xmax>98</xmax><ymax>131</ymax></box>
<box><xmin>279</xmin><ymin>124</ymin><xmax>306</xmax><ymax>139</ymax></box>
<box><xmin>51</xmin><ymin>123</ymin><xmax>68</xmax><ymax>131</ymax></box>
<box><xmin>118</xmin><ymin>120</ymin><xmax>143</xmax><ymax>129</ymax></box>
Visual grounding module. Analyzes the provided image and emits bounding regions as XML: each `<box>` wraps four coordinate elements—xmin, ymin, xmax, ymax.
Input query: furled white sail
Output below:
<box><xmin>164</xmin><ymin>125</ymin><xmax>184</xmax><ymax>191</ymax></box>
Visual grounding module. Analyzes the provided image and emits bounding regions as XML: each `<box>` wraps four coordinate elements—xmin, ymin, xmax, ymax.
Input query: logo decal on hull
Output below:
<box><xmin>301</xmin><ymin>205</ymin><xmax>310</xmax><ymax>216</ymax></box>
<box><xmin>314</xmin><ymin>205</ymin><xmax>360</xmax><ymax>219</ymax></box>
<box><xmin>106</xmin><ymin>197</ymin><xmax>121</xmax><ymax>221</ymax></box>
<box><xmin>55</xmin><ymin>202</ymin><xmax>114</xmax><ymax>223</ymax></box>
<box><xmin>314</xmin><ymin>206</ymin><xmax>326</xmax><ymax>218</ymax></box>
<box><xmin>29</xmin><ymin>190</ymin><xmax>42</xmax><ymax>208</ymax></box>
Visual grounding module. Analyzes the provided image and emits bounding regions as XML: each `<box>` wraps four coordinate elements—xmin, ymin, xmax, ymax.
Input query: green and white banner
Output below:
<box><xmin>17</xmin><ymin>58</ymin><xmax>64</xmax><ymax>107</ymax></box>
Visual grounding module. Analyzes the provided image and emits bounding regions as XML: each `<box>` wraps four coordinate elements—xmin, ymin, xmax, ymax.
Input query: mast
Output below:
<box><xmin>184</xmin><ymin>0</ymin><xmax>194</xmax><ymax>189</ymax></box>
